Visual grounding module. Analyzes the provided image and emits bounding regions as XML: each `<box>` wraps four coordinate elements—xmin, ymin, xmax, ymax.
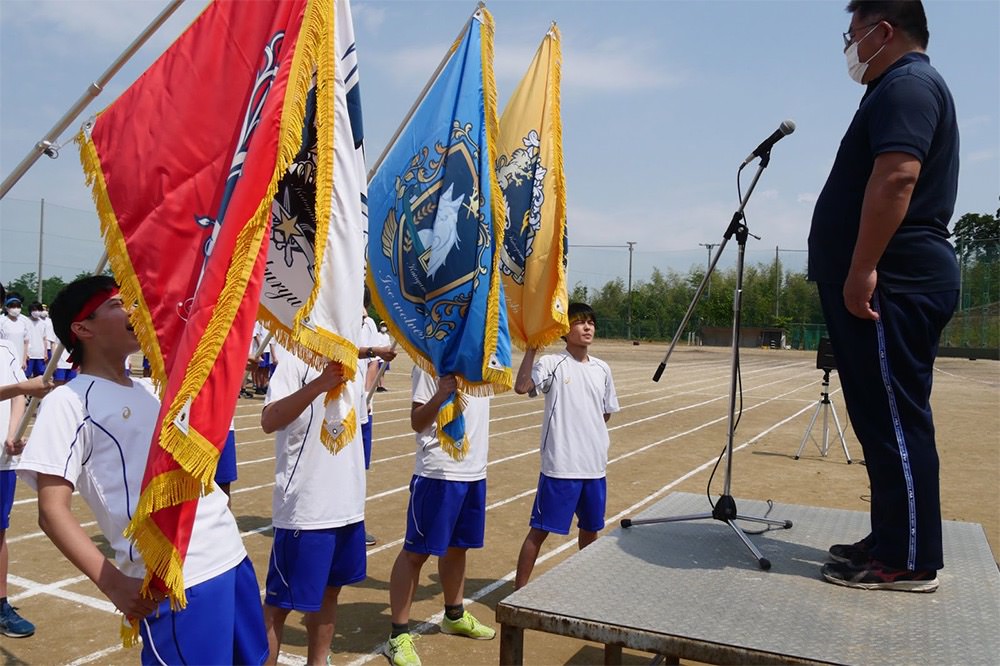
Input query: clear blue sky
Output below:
<box><xmin>1</xmin><ymin>0</ymin><xmax>997</xmax><ymax>294</ymax></box>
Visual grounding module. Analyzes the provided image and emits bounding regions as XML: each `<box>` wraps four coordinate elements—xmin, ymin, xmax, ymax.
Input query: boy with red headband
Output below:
<box><xmin>17</xmin><ymin>276</ymin><xmax>268</xmax><ymax>663</ymax></box>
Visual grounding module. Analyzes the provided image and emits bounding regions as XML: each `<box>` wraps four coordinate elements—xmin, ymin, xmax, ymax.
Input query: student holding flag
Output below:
<box><xmin>513</xmin><ymin>303</ymin><xmax>620</xmax><ymax>589</ymax></box>
<box><xmin>18</xmin><ymin>276</ymin><xmax>268</xmax><ymax>663</ymax></box>
<box><xmin>261</xmin><ymin>350</ymin><xmax>367</xmax><ymax>666</ymax></box>
<box><xmin>383</xmin><ymin>369</ymin><xmax>495</xmax><ymax>666</ymax></box>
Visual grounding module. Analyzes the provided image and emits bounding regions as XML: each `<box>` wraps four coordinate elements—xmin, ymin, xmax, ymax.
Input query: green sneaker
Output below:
<box><xmin>440</xmin><ymin>610</ymin><xmax>496</xmax><ymax>640</ymax></box>
<box><xmin>383</xmin><ymin>632</ymin><xmax>421</xmax><ymax>666</ymax></box>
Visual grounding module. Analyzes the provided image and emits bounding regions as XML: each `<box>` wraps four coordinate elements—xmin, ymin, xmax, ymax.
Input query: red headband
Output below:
<box><xmin>67</xmin><ymin>288</ymin><xmax>119</xmax><ymax>362</ymax></box>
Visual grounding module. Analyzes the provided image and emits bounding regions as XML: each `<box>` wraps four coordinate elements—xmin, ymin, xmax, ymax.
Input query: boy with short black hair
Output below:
<box><xmin>513</xmin><ymin>302</ymin><xmax>620</xmax><ymax>589</ymax></box>
<box><xmin>17</xmin><ymin>275</ymin><xmax>268</xmax><ymax>663</ymax></box>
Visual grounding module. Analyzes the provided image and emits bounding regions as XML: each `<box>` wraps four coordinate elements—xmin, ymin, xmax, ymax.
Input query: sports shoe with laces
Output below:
<box><xmin>440</xmin><ymin>610</ymin><xmax>496</xmax><ymax>640</ymax></box>
<box><xmin>821</xmin><ymin>558</ymin><xmax>938</xmax><ymax>593</ymax></box>
<box><xmin>0</xmin><ymin>600</ymin><xmax>35</xmax><ymax>637</ymax></box>
<box><xmin>365</xmin><ymin>532</ymin><xmax>377</xmax><ymax>546</ymax></box>
<box><xmin>383</xmin><ymin>632</ymin><xmax>421</xmax><ymax>666</ymax></box>
<box><xmin>828</xmin><ymin>533</ymin><xmax>874</xmax><ymax>565</ymax></box>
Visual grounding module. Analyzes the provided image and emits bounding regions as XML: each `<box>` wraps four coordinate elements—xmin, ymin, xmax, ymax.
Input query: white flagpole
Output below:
<box><xmin>366</xmin><ymin>340</ymin><xmax>398</xmax><ymax>405</ymax></box>
<box><xmin>366</xmin><ymin>2</ymin><xmax>485</xmax><ymax>182</ymax></box>
<box><xmin>0</xmin><ymin>0</ymin><xmax>187</xmax><ymax>200</ymax></box>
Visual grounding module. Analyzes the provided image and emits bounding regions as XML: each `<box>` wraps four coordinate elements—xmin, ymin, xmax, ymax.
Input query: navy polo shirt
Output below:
<box><xmin>808</xmin><ymin>52</ymin><xmax>960</xmax><ymax>293</ymax></box>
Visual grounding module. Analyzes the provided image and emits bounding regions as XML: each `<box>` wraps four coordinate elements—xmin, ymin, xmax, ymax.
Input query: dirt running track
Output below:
<box><xmin>3</xmin><ymin>343</ymin><xmax>997</xmax><ymax>665</ymax></box>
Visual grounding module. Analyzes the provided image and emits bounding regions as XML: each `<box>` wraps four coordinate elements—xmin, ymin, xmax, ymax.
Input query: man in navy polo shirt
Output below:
<box><xmin>808</xmin><ymin>0</ymin><xmax>958</xmax><ymax>593</ymax></box>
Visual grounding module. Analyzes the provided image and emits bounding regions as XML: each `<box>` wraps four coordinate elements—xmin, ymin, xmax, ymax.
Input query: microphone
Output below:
<box><xmin>740</xmin><ymin>120</ymin><xmax>796</xmax><ymax>167</ymax></box>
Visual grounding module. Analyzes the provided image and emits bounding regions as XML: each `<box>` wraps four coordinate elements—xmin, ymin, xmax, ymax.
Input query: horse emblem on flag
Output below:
<box><xmin>497</xmin><ymin>130</ymin><xmax>546</xmax><ymax>286</ymax></box>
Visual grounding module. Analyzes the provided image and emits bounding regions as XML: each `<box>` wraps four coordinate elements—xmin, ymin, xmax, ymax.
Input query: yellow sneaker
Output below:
<box><xmin>383</xmin><ymin>632</ymin><xmax>421</xmax><ymax>666</ymax></box>
<box><xmin>440</xmin><ymin>610</ymin><xmax>496</xmax><ymax>640</ymax></box>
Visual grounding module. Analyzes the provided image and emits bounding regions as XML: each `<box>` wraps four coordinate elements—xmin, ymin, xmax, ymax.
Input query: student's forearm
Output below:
<box><xmin>514</xmin><ymin>348</ymin><xmax>538</xmax><ymax>395</ymax></box>
<box><xmin>411</xmin><ymin>397</ymin><xmax>448</xmax><ymax>432</ymax></box>
<box><xmin>261</xmin><ymin>383</ymin><xmax>326</xmax><ymax>433</ymax></box>
<box><xmin>39</xmin><ymin>498</ymin><xmax>120</xmax><ymax>592</ymax></box>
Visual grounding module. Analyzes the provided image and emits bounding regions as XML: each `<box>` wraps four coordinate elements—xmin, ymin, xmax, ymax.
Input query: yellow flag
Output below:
<box><xmin>496</xmin><ymin>24</ymin><xmax>569</xmax><ymax>349</ymax></box>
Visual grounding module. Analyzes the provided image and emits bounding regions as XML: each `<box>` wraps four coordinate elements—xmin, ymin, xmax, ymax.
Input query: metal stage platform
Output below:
<box><xmin>497</xmin><ymin>492</ymin><xmax>999</xmax><ymax>665</ymax></box>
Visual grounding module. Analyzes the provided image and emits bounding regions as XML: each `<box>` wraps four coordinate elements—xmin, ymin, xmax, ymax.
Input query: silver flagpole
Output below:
<box><xmin>0</xmin><ymin>0</ymin><xmax>187</xmax><ymax>200</ymax></box>
<box><xmin>11</xmin><ymin>252</ymin><xmax>109</xmax><ymax>443</ymax></box>
<box><xmin>366</xmin><ymin>2</ymin><xmax>485</xmax><ymax>182</ymax></box>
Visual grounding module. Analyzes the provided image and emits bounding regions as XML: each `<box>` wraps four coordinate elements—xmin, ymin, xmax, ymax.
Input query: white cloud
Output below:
<box><xmin>797</xmin><ymin>193</ymin><xmax>818</xmax><ymax>204</ymax></box>
<box><xmin>958</xmin><ymin>114</ymin><xmax>994</xmax><ymax>132</ymax></box>
<box><xmin>353</xmin><ymin>3</ymin><xmax>387</xmax><ymax>33</ymax></box>
<box><xmin>561</xmin><ymin>38</ymin><xmax>686</xmax><ymax>93</ymax></box>
<box><xmin>966</xmin><ymin>149</ymin><xmax>994</xmax><ymax>164</ymax></box>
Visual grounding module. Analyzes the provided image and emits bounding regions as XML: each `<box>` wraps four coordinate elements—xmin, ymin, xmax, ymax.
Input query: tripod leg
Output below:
<box><xmin>723</xmin><ymin>519</ymin><xmax>771</xmax><ymax>570</ymax></box>
<box><xmin>795</xmin><ymin>400</ymin><xmax>823</xmax><ymax>459</ymax></box>
<box><xmin>830</xmin><ymin>401</ymin><xmax>852</xmax><ymax>464</ymax></box>
<box><xmin>821</xmin><ymin>400</ymin><xmax>831</xmax><ymax>456</ymax></box>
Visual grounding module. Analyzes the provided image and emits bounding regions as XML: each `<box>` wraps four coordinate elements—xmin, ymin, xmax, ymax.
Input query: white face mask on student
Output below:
<box><xmin>31</xmin><ymin>311</ymin><xmax>42</xmax><ymax>320</ymax></box>
<box><xmin>6</xmin><ymin>307</ymin><xmax>21</xmax><ymax>317</ymax></box>
<box><xmin>845</xmin><ymin>24</ymin><xmax>885</xmax><ymax>84</ymax></box>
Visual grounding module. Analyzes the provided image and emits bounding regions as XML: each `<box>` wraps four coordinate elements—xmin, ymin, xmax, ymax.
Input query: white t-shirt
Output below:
<box><xmin>26</xmin><ymin>317</ymin><xmax>48</xmax><ymax>359</ymax></box>
<box><xmin>531</xmin><ymin>351</ymin><xmax>620</xmax><ymax>479</ymax></box>
<box><xmin>0</xmin><ymin>315</ymin><xmax>29</xmax><ymax>365</ymax></box>
<box><xmin>355</xmin><ymin>316</ymin><xmax>379</xmax><ymax>423</ymax></box>
<box><xmin>411</xmin><ymin>367</ymin><xmax>490</xmax><ymax>481</ymax></box>
<box><xmin>43</xmin><ymin>317</ymin><xmax>56</xmax><ymax>345</ymax></box>
<box><xmin>0</xmin><ymin>339</ymin><xmax>27</xmax><ymax>472</ymax></box>
<box><xmin>266</xmin><ymin>354</ymin><xmax>366</xmax><ymax>530</ymax></box>
<box><xmin>17</xmin><ymin>375</ymin><xmax>246</xmax><ymax>587</ymax></box>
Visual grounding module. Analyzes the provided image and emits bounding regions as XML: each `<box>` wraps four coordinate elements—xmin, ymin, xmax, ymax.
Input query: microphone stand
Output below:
<box><xmin>622</xmin><ymin>149</ymin><xmax>792</xmax><ymax>570</ymax></box>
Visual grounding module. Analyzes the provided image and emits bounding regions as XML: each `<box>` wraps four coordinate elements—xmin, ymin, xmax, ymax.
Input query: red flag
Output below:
<box><xmin>77</xmin><ymin>0</ymin><xmax>334</xmax><ymax>641</ymax></box>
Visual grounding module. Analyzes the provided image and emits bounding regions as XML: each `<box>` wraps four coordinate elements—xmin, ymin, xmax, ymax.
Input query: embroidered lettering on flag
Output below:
<box><xmin>77</xmin><ymin>0</ymin><xmax>334</xmax><ymax>645</ymax></box>
<box><xmin>259</xmin><ymin>0</ymin><xmax>366</xmax><ymax>453</ymax></box>
<box><xmin>366</xmin><ymin>8</ymin><xmax>512</xmax><ymax>459</ymax></box>
<box><xmin>497</xmin><ymin>24</ymin><xmax>569</xmax><ymax>350</ymax></box>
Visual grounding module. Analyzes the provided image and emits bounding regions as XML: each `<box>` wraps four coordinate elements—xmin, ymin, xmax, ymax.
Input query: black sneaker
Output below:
<box><xmin>828</xmin><ymin>533</ymin><xmax>874</xmax><ymax>565</ymax></box>
<box><xmin>0</xmin><ymin>600</ymin><xmax>35</xmax><ymax>637</ymax></box>
<box><xmin>821</xmin><ymin>559</ymin><xmax>938</xmax><ymax>593</ymax></box>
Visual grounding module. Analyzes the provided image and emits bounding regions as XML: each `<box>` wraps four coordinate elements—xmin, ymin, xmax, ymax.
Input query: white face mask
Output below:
<box><xmin>6</xmin><ymin>307</ymin><xmax>21</xmax><ymax>317</ymax></box>
<box><xmin>40</xmin><ymin>311</ymin><xmax>48</xmax><ymax>319</ymax></box>
<box><xmin>845</xmin><ymin>24</ymin><xmax>885</xmax><ymax>84</ymax></box>
<box><xmin>31</xmin><ymin>311</ymin><xmax>41</xmax><ymax>320</ymax></box>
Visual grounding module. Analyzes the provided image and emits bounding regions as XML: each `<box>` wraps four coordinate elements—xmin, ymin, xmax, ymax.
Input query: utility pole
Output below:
<box><xmin>774</xmin><ymin>245</ymin><xmax>780</xmax><ymax>318</ymax></box>
<box><xmin>699</xmin><ymin>243</ymin><xmax>717</xmax><ymax>298</ymax></box>
<box><xmin>37</xmin><ymin>198</ymin><xmax>45</xmax><ymax>302</ymax></box>
<box><xmin>626</xmin><ymin>241</ymin><xmax>636</xmax><ymax>339</ymax></box>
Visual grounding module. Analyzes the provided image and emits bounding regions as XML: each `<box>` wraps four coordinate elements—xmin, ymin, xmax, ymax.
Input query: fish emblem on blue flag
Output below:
<box><xmin>367</xmin><ymin>8</ymin><xmax>511</xmax><ymax>459</ymax></box>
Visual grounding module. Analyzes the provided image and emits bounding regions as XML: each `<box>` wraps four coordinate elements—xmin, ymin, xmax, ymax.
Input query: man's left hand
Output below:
<box><xmin>844</xmin><ymin>268</ymin><xmax>879</xmax><ymax>321</ymax></box>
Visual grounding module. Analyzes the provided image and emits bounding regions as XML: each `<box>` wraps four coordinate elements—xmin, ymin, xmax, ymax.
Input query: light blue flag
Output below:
<box><xmin>367</xmin><ymin>7</ymin><xmax>511</xmax><ymax>459</ymax></box>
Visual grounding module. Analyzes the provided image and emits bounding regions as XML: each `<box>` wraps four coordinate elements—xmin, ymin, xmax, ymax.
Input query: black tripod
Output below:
<box><xmin>621</xmin><ymin>149</ymin><xmax>792</xmax><ymax>570</ymax></box>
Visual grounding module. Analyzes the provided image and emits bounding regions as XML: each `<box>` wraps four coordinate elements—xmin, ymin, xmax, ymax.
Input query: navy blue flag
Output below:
<box><xmin>367</xmin><ymin>7</ymin><xmax>511</xmax><ymax>458</ymax></box>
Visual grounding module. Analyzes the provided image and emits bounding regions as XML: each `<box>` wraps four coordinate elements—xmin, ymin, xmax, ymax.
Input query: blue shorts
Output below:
<box><xmin>26</xmin><ymin>358</ymin><xmax>46</xmax><ymax>378</ymax></box>
<box><xmin>140</xmin><ymin>556</ymin><xmax>267</xmax><ymax>666</ymax></box>
<box><xmin>215</xmin><ymin>430</ymin><xmax>238</xmax><ymax>485</ymax></box>
<box><xmin>362</xmin><ymin>417</ymin><xmax>372</xmax><ymax>469</ymax></box>
<box><xmin>258</xmin><ymin>352</ymin><xmax>271</xmax><ymax>369</ymax></box>
<box><xmin>265</xmin><ymin>522</ymin><xmax>366</xmax><ymax>611</ymax></box>
<box><xmin>0</xmin><ymin>471</ymin><xmax>16</xmax><ymax>530</ymax></box>
<box><xmin>404</xmin><ymin>476</ymin><xmax>486</xmax><ymax>556</ymax></box>
<box><xmin>53</xmin><ymin>368</ymin><xmax>77</xmax><ymax>382</ymax></box>
<box><xmin>530</xmin><ymin>474</ymin><xmax>607</xmax><ymax>535</ymax></box>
